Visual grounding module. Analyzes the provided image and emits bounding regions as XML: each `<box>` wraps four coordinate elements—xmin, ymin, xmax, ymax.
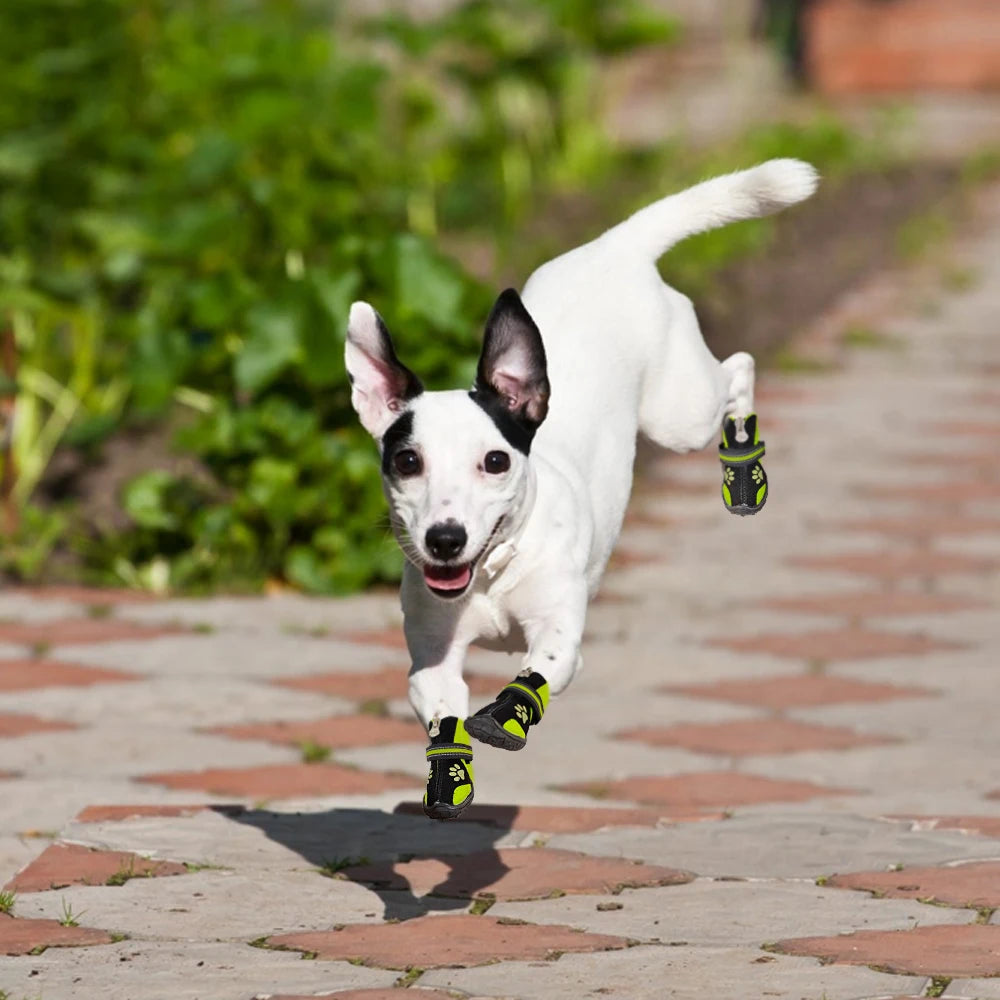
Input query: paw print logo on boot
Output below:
<box><xmin>751</xmin><ymin>465</ymin><xmax>764</xmax><ymax>485</ymax></box>
<box><xmin>449</xmin><ymin>763</ymin><xmax>466</xmax><ymax>782</ymax></box>
<box><xmin>514</xmin><ymin>704</ymin><xmax>529</xmax><ymax>725</ymax></box>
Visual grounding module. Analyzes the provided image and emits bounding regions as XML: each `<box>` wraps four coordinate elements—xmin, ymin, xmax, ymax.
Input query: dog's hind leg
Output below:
<box><xmin>719</xmin><ymin>350</ymin><xmax>768</xmax><ymax>515</ymax></box>
<box><xmin>721</xmin><ymin>351</ymin><xmax>755</xmax><ymax>428</ymax></box>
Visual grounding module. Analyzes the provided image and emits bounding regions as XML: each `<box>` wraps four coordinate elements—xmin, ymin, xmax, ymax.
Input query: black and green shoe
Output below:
<box><xmin>720</xmin><ymin>413</ymin><xmax>767</xmax><ymax>516</ymax></box>
<box><xmin>423</xmin><ymin>716</ymin><xmax>475</xmax><ymax>821</ymax></box>
<box><xmin>465</xmin><ymin>672</ymin><xmax>550</xmax><ymax>751</ymax></box>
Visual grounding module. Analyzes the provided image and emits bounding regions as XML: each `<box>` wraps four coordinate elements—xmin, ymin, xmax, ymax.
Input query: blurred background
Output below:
<box><xmin>0</xmin><ymin>0</ymin><xmax>997</xmax><ymax>596</ymax></box>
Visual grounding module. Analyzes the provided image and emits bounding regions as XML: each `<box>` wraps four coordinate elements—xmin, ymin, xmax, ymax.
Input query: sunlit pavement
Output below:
<box><xmin>1</xmin><ymin>185</ymin><xmax>999</xmax><ymax>1000</ymax></box>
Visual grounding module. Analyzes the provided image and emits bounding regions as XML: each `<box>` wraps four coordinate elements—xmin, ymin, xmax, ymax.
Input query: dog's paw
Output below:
<box><xmin>423</xmin><ymin>717</ymin><xmax>475</xmax><ymax>820</ymax></box>
<box><xmin>720</xmin><ymin>414</ymin><xmax>767</xmax><ymax>515</ymax></box>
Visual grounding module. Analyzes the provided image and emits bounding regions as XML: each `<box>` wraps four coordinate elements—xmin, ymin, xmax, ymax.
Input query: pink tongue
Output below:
<box><xmin>423</xmin><ymin>564</ymin><xmax>472</xmax><ymax>591</ymax></box>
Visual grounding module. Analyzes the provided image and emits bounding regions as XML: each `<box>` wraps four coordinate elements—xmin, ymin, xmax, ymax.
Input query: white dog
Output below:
<box><xmin>346</xmin><ymin>159</ymin><xmax>818</xmax><ymax>818</ymax></box>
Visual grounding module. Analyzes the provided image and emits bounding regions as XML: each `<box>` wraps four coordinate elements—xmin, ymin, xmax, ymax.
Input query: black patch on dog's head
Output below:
<box><xmin>468</xmin><ymin>388</ymin><xmax>536</xmax><ymax>454</ymax></box>
<box><xmin>372</xmin><ymin>313</ymin><xmax>424</xmax><ymax>405</ymax></box>
<box><xmin>471</xmin><ymin>289</ymin><xmax>549</xmax><ymax>453</ymax></box>
<box><xmin>380</xmin><ymin>409</ymin><xmax>416</xmax><ymax>476</ymax></box>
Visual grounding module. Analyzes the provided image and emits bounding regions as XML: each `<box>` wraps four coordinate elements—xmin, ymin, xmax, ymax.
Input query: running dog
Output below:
<box><xmin>345</xmin><ymin>159</ymin><xmax>818</xmax><ymax>818</ymax></box>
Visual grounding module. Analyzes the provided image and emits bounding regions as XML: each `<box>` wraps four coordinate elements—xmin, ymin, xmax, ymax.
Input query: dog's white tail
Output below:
<box><xmin>606</xmin><ymin>158</ymin><xmax>819</xmax><ymax>262</ymax></box>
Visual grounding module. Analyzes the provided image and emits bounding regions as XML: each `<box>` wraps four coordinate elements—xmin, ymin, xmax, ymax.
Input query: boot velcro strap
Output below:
<box><xmin>719</xmin><ymin>443</ymin><xmax>765</xmax><ymax>465</ymax></box>
<box><xmin>502</xmin><ymin>681</ymin><xmax>545</xmax><ymax>719</ymax></box>
<box><xmin>426</xmin><ymin>745</ymin><xmax>474</xmax><ymax>761</ymax></box>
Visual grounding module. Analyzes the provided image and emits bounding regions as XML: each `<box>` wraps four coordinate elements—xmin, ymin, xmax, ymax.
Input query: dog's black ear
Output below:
<box><xmin>474</xmin><ymin>289</ymin><xmax>549</xmax><ymax>436</ymax></box>
<box><xmin>345</xmin><ymin>302</ymin><xmax>423</xmax><ymax>438</ymax></box>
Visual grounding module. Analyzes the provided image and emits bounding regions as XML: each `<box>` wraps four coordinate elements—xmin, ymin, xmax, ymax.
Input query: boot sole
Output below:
<box><xmin>466</xmin><ymin>714</ymin><xmax>527</xmax><ymax>751</ymax></box>
<box><xmin>726</xmin><ymin>494</ymin><xmax>768</xmax><ymax>517</ymax></box>
<box><xmin>423</xmin><ymin>788</ymin><xmax>475</xmax><ymax>821</ymax></box>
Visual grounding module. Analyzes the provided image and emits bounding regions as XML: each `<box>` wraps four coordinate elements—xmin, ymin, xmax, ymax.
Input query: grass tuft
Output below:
<box><xmin>318</xmin><ymin>856</ymin><xmax>370</xmax><ymax>878</ymax></box>
<box><xmin>297</xmin><ymin>739</ymin><xmax>332</xmax><ymax>764</ymax></box>
<box><xmin>0</xmin><ymin>890</ymin><xmax>15</xmax><ymax>915</ymax></box>
<box><xmin>469</xmin><ymin>896</ymin><xmax>495</xmax><ymax>916</ymax></box>
<box><xmin>58</xmin><ymin>898</ymin><xmax>84</xmax><ymax>927</ymax></box>
<box><xmin>393</xmin><ymin>966</ymin><xmax>424</xmax><ymax>987</ymax></box>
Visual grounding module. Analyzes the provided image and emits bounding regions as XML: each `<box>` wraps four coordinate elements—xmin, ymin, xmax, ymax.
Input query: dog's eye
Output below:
<box><xmin>483</xmin><ymin>450</ymin><xmax>510</xmax><ymax>475</ymax></box>
<box><xmin>393</xmin><ymin>449</ymin><xmax>422</xmax><ymax>477</ymax></box>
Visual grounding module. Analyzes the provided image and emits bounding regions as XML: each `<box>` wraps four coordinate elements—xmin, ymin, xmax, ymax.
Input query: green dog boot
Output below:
<box><xmin>720</xmin><ymin>413</ymin><xmax>767</xmax><ymax>516</ymax></box>
<box><xmin>423</xmin><ymin>716</ymin><xmax>474</xmax><ymax>821</ymax></box>
<box><xmin>466</xmin><ymin>671</ymin><xmax>550</xmax><ymax>751</ymax></box>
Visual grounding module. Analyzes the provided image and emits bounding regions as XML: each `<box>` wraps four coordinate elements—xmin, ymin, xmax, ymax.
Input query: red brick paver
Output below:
<box><xmin>761</xmin><ymin>591</ymin><xmax>986</xmax><ymax>618</ymax></box>
<box><xmin>616</xmin><ymin>718</ymin><xmax>894</xmax><ymax>756</ymax></box>
<box><xmin>208</xmin><ymin>714</ymin><xmax>423</xmax><ymax>749</ymax></box>
<box><xmin>270</xmin><ymin>992</ymin><xmax>457</xmax><ymax>1000</ymax></box>
<box><xmin>709</xmin><ymin>628</ymin><xmax>961</xmax><ymax>661</ymax></box>
<box><xmin>0</xmin><ymin>659</ymin><xmax>139</xmax><ymax>692</ymax></box>
<box><xmin>928</xmin><ymin>420</ymin><xmax>1000</xmax><ymax>437</ymax></box>
<box><xmin>6</xmin><ymin>843</ymin><xmax>188</xmax><ymax>892</ymax></box>
<box><xmin>341</xmin><ymin>629</ymin><xmax>407</xmax><ymax>650</ymax></box>
<box><xmin>900</xmin><ymin>451</ymin><xmax>995</xmax><ymax>474</ymax></box>
<box><xmin>138</xmin><ymin>762</ymin><xmax>419</xmax><ymax>798</ymax></box>
<box><xmin>773</xmin><ymin>924</ymin><xmax>1000</xmax><ymax>977</ymax></box>
<box><xmin>664</xmin><ymin>674</ymin><xmax>935</xmax><ymax>709</ymax></box>
<box><xmin>265</xmin><ymin>913</ymin><xmax>629</xmax><ymax>968</ymax></box>
<box><xmin>860</xmin><ymin>482</ymin><xmax>995</xmax><ymax>504</ymax></box>
<box><xmin>0</xmin><ymin>914</ymin><xmax>113</xmax><ymax>955</ymax></box>
<box><xmin>275</xmin><ymin>667</ymin><xmax>500</xmax><ymax>702</ymax></box>
<box><xmin>392</xmin><ymin>802</ymin><xmax>720</xmax><ymax>831</ymax></box>
<box><xmin>0</xmin><ymin>619</ymin><xmax>183</xmax><ymax>646</ymax></box>
<box><xmin>10</xmin><ymin>585</ymin><xmax>157</xmax><ymax>605</ymax></box>
<box><xmin>887</xmin><ymin>814</ymin><xmax>1000</xmax><ymax>839</ymax></box>
<box><xmin>0</xmin><ymin>713</ymin><xmax>76</xmax><ymax>737</ymax></box>
<box><xmin>827</xmin><ymin>860</ymin><xmax>1000</xmax><ymax>908</ymax></box>
<box><xmin>558</xmin><ymin>771</ymin><xmax>852</xmax><ymax>808</ymax></box>
<box><xmin>75</xmin><ymin>804</ymin><xmax>245</xmax><ymax>823</ymax></box>
<box><xmin>341</xmin><ymin>847</ymin><xmax>692</xmax><ymax>900</ymax></box>
<box><xmin>789</xmin><ymin>551</ymin><xmax>998</xmax><ymax>579</ymax></box>
<box><xmin>832</xmin><ymin>515</ymin><xmax>1000</xmax><ymax>539</ymax></box>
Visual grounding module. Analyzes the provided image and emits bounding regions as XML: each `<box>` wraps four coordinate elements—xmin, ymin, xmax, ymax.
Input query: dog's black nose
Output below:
<box><xmin>425</xmin><ymin>521</ymin><xmax>467</xmax><ymax>561</ymax></box>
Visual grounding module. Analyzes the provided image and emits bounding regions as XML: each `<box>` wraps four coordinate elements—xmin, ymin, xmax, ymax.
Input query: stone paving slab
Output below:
<box><xmin>545</xmin><ymin>812</ymin><xmax>1000</xmax><ymax>880</ymax></box>
<box><xmin>0</xmin><ymin>939</ymin><xmax>399</xmax><ymax>1000</ymax></box>
<box><xmin>420</xmin><ymin>944</ymin><xmax>927</xmax><ymax>1000</ymax></box>
<box><xmin>486</xmin><ymin>878</ymin><xmax>974</xmax><ymax>949</ymax></box>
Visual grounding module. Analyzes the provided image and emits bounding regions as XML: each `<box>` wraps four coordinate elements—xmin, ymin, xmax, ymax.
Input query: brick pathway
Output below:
<box><xmin>1</xmin><ymin>189</ymin><xmax>1000</xmax><ymax>1000</ymax></box>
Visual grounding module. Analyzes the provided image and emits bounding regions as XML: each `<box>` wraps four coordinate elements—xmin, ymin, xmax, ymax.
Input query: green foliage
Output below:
<box><xmin>0</xmin><ymin>0</ymin><xmax>676</xmax><ymax>593</ymax></box>
<box><xmin>658</xmin><ymin>115</ymin><xmax>883</xmax><ymax>296</ymax></box>
<box><xmin>0</xmin><ymin>1</ymin><xmax>881</xmax><ymax>595</ymax></box>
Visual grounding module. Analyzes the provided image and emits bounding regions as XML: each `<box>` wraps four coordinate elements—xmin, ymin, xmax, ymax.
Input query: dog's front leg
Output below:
<box><xmin>401</xmin><ymin>570</ymin><xmax>477</xmax><ymax>820</ymax></box>
<box><xmin>466</xmin><ymin>578</ymin><xmax>587</xmax><ymax>751</ymax></box>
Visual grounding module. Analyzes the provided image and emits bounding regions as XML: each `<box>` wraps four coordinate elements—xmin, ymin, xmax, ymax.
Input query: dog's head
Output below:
<box><xmin>345</xmin><ymin>288</ymin><xmax>549</xmax><ymax>600</ymax></box>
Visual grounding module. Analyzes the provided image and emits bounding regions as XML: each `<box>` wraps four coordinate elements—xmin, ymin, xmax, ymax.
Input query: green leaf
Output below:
<box><xmin>235</xmin><ymin>302</ymin><xmax>303</xmax><ymax>394</ymax></box>
<box><xmin>122</xmin><ymin>471</ymin><xmax>179</xmax><ymax>531</ymax></box>
<box><xmin>395</xmin><ymin>235</ymin><xmax>465</xmax><ymax>328</ymax></box>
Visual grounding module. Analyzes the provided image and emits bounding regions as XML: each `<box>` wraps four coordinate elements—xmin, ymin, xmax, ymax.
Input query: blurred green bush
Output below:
<box><xmin>0</xmin><ymin>0</ymin><xmax>678</xmax><ymax>592</ymax></box>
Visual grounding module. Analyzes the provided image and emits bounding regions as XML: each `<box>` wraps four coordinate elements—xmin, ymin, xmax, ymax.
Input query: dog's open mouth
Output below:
<box><xmin>419</xmin><ymin>517</ymin><xmax>503</xmax><ymax>600</ymax></box>
<box><xmin>422</xmin><ymin>562</ymin><xmax>473</xmax><ymax>598</ymax></box>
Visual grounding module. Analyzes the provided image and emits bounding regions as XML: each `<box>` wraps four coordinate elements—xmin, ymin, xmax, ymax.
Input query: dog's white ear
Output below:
<box><xmin>345</xmin><ymin>302</ymin><xmax>423</xmax><ymax>438</ymax></box>
<box><xmin>474</xmin><ymin>288</ymin><xmax>550</xmax><ymax>430</ymax></box>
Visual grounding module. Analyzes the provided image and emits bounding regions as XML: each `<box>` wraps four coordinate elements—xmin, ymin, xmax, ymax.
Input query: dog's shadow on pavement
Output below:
<box><xmin>231</xmin><ymin>804</ymin><xmax>517</xmax><ymax>921</ymax></box>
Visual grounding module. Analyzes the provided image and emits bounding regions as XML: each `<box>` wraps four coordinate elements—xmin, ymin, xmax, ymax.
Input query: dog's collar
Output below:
<box><xmin>483</xmin><ymin>540</ymin><xmax>516</xmax><ymax>578</ymax></box>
